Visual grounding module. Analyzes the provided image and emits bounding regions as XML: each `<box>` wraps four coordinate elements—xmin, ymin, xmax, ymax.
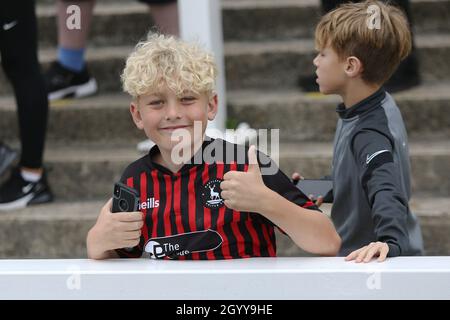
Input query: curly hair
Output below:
<box><xmin>121</xmin><ymin>33</ymin><xmax>218</xmax><ymax>98</ymax></box>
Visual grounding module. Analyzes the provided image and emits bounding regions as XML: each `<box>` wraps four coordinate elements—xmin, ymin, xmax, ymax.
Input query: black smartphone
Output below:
<box><xmin>111</xmin><ymin>182</ymin><xmax>140</xmax><ymax>213</ymax></box>
<box><xmin>295</xmin><ymin>179</ymin><xmax>333</xmax><ymax>203</ymax></box>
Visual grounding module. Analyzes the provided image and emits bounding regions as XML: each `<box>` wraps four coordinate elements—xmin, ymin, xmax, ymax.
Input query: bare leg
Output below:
<box><xmin>149</xmin><ymin>1</ymin><xmax>179</xmax><ymax>36</ymax></box>
<box><xmin>45</xmin><ymin>0</ymin><xmax>97</xmax><ymax>99</ymax></box>
<box><xmin>57</xmin><ymin>0</ymin><xmax>95</xmax><ymax>49</ymax></box>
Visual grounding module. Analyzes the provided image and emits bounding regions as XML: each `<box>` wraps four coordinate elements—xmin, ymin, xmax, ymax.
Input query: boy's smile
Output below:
<box><xmin>159</xmin><ymin>125</ymin><xmax>191</xmax><ymax>133</ymax></box>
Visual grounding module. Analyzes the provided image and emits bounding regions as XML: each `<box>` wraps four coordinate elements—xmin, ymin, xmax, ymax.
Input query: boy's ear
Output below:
<box><xmin>130</xmin><ymin>101</ymin><xmax>144</xmax><ymax>130</ymax></box>
<box><xmin>207</xmin><ymin>94</ymin><xmax>218</xmax><ymax>121</ymax></box>
<box><xmin>344</xmin><ymin>56</ymin><xmax>364</xmax><ymax>78</ymax></box>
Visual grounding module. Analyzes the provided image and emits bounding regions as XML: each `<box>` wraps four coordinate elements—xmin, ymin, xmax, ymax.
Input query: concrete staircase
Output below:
<box><xmin>0</xmin><ymin>0</ymin><xmax>449</xmax><ymax>258</ymax></box>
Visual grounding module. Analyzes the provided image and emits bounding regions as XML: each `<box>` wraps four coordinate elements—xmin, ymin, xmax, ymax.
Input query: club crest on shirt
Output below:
<box><xmin>201</xmin><ymin>178</ymin><xmax>224</xmax><ymax>208</ymax></box>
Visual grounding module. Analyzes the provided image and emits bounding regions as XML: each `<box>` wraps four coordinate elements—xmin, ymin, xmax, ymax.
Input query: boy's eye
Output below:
<box><xmin>180</xmin><ymin>96</ymin><xmax>196</xmax><ymax>104</ymax></box>
<box><xmin>148</xmin><ymin>100</ymin><xmax>164</xmax><ymax>107</ymax></box>
<box><xmin>315</xmin><ymin>49</ymin><xmax>324</xmax><ymax>56</ymax></box>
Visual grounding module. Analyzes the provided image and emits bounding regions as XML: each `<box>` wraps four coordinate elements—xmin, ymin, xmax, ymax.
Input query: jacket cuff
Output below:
<box><xmin>387</xmin><ymin>242</ymin><xmax>401</xmax><ymax>257</ymax></box>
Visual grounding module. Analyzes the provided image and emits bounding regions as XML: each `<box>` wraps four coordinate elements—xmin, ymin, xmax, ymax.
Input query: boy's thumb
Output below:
<box><xmin>248</xmin><ymin>145</ymin><xmax>260</xmax><ymax>173</ymax></box>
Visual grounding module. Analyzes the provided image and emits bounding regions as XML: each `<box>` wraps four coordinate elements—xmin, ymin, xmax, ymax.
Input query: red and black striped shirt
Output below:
<box><xmin>116</xmin><ymin>138</ymin><xmax>318</xmax><ymax>260</ymax></box>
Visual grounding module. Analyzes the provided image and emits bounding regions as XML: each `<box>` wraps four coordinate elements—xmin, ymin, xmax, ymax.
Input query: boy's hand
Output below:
<box><xmin>93</xmin><ymin>198</ymin><xmax>144</xmax><ymax>252</ymax></box>
<box><xmin>291</xmin><ymin>171</ymin><xmax>324</xmax><ymax>207</ymax></box>
<box><xmin>345</xmin><ymin>241</ymin><xmax>389</xmax><ymax>263</ymax></box>
<box><xmin>220</xmin><ymin>145</ymin><xmax>271</xmax><ymax>212</ymax></box>
<box><xmin>291</xmin><ymin>172</ymin><xmax>304</xmax><ymax>183</ymax></box>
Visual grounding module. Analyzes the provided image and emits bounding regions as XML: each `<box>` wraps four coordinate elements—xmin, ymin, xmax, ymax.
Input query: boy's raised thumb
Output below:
<box><xmin>248</xmin><ymin>145</ymin><xmax>260</xmax><ymax>173</ymax></box>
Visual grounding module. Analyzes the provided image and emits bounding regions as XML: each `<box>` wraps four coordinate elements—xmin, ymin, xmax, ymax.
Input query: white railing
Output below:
<box><xmin>1</xmin><ymin>257</ymin><xmax>449</xmax><ymax>299</ymax></box>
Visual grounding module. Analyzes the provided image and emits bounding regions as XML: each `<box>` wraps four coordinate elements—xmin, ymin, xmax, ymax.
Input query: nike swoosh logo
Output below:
<box><xmin>3</xmin><ymin>21</ymin><xmax>18</xmax><ymax>31</ymax></box>
<box><xmin>22</xmin><ymin>184</ymin><xmax>33</xmax><ymax>194</ymax></box>
<box><xmin>366</xmin><ymin>150</ymin><xmax>389</xmax><ymax>164</ymax></box>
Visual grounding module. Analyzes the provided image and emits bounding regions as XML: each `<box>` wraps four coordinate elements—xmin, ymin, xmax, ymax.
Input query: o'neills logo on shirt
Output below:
<box><xmin>138</xmin><ymin>197</ymin><xmax>159</xmax><ymax>210</ymax></box>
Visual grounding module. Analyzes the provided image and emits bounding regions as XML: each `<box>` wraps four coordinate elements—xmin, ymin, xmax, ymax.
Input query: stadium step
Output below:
<box><xmin>227</xmin><ymin>83</ymin><xmax>450</xmax><ymax>142</ymax></box>
<box><xmin>35</xmin><ymin>0</ymin><xmax>450</xmax><ymax>46</ymax></box>
<box><xmin>0</xmin><ymin>197</ymin><xmax>448</xmax><ymax>258</ymax></box>
<box><xmin>0</xmin><ymin>94</ymin><xmax>141</xmax><ymax>144</ymax></box>
<box><xmin>1</xmin><ymin>34</ymin><xmax>450</xmax><ymax>94</ymax></box>
<box><xmin>276</xmin><ymin>141</ymin><xmax>450</xmax><ymax>197</ymax></box>
<box><xmin>1</xmin><ymin>83</ymin><xmax>449</xmax><ymax>143</ymax></box>
<box><xmin>224</xmin><ymin>34</ymin><xmax>450</xmax><ymax>90</ymax></box>
<box><xmin>222</xmin><ymin>0</ymin><xmax>450</xmax><ymax>40</ymax></box>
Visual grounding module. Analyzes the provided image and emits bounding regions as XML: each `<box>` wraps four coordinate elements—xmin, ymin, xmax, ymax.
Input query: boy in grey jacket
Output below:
<box><xmin>294</xmin><ymin>0</ymin><xmax>424</xmax><ymax>262</ymax></box>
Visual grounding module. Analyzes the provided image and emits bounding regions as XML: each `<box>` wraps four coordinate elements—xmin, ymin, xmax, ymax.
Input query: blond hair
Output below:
<box><xmin>315</xmin><ymin>0</ymin><xmax>412</xmax><ymax>84</ymax></box>
<box><xmin>121</xmin><ymin>33</ymin><xmax>218</xmax><ymax>98</ymax></box>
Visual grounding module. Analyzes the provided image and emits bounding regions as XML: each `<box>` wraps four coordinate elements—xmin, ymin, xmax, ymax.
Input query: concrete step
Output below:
<box><xmin>1</xmin><ymin>83</ymin><xmax>448</xmax><ymax>143</ymax></box>
<box><xmin>35</xmin><ymin>0</ymin><xmax>450</xmax><ymax>47</ymax></box>
<box><xmin>276</xmin><ymin>141</ymin><xmax>450</xmax><ymax>197</ymax></box>
<box><xmin>38</xmin><ymin>145</ymin><xmax>139</xmax><ymax>201</ymax></box>
<box><xmin>0</xmin><ymin>141</ymin><xmax>448</xmax><ymax>202</ymax></box>
<box><xmin>0</xmin><ymin>200</ymin><xmax>99</xmax><ymax>259</ymax></box>
<box><xmin>224</xmin><ymin>35</ymin><xmax>450</xmax><ymax>90</ymax></box>
<box><xmin>227</xmin><ymin>84</ymin><xmax>450</xmax><ymax>142</ymax></box>
<box><xmin>1</xmin><ymin>34</ymin><xmax>449</xmax><ymax>95</ymax></box>
<box><xmin>0</xmin><ymin>197</ymin><xmax>448</xmax><ymax>258</ymax></box>
<box><xmin>0</xmin><ymin>94</ymin><xmax>141</xmax><ymax>144</ymax></box>
<box><xmin>222</xmin><ymin>0</ymin><xmax>450</xmax><ymax>41</ymax></box>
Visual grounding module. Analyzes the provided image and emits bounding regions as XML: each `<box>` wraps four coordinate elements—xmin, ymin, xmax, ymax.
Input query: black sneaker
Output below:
<box><xmin>0</xmin><ymin>142</ymin><xmax>18</xmax><ymax>178</ymax></box>
<box><xmin>0</xmin><ymin>167</ymin><xmax>53</xmax><ymax>211</ymax></box>
<box><xmin>44</xmin><ymin>61</ymin><xmax>98</xmax><ymax>101</ymax></box>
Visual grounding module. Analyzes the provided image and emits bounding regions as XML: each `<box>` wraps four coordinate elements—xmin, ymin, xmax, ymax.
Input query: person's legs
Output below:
<box><xmin>45</xmin><ymin>0</ymin><xmax>97</xmax><ymax>100</ymax></box>
<box><xmin>1</xmin><ymin>2</ymin><xmax>48</xmax><ymax>170</ymax></box>
<box><xmin>57</xmin><ymin>0</ymin><xmax>95</xmax><ymax>71</ymax></box>
<box><xmin>148</xmin><ymin>1</ymin><xmax>179</xmax><ymax>36</ymax></box>
<box><xmin>0</xmin><ymin>0</ymin><xmax>53</xmax><ymax>209</ymax></box>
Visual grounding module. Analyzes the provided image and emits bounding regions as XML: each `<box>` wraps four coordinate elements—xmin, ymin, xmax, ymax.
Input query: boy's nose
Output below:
<box><xmin>313</xmin><ymin>55</ymin><xmax>320</xmax><ymax>67</ymax></box>
<box><xmin>165</xmin><ymin>103</ymin><xmax>181</xmax><ymax>120</ymax></box>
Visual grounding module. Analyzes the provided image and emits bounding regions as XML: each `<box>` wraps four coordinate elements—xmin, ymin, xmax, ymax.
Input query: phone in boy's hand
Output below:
<box><xmin>111</xmin><ymin>182</ymin><xmax>140</xmax><ymax>213</ymax></box>
<box><xmin>295</xmin><ymin>179</ymin><xmax>333</xmax><ymax>203</ymax></box>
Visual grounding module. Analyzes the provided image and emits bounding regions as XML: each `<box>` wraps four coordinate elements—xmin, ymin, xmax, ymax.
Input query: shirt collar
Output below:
<box><xmin>336</xmin><ymin>87</ymin><xmax>386</xmax><ymax>120</ymax></box>
<box><xmin>147</xmin><ymin>136</ymin><xmax>215</xmax><ymax>175</ymax></box>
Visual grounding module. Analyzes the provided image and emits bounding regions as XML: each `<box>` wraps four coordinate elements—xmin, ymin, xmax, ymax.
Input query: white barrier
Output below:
<box><xmin>1</xmin><ymin>257</ymin><xmax>449</xmax><ymax>300</ymax></box>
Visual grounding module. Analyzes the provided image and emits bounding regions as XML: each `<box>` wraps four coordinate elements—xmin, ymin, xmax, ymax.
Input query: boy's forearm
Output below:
<box><xmin>258</xmin><ymin>189</ymin><xmax>341</xmax><ymax>256</ymax></box>
<box><xmin>86</xmin><ymin>228</ymin><xmax>119</xmax><ymax>260</ymax></box>
<box><xmin>366</xmin><ymin>165</ymin><xmax>410</xmax><ymax>256</ymax></box>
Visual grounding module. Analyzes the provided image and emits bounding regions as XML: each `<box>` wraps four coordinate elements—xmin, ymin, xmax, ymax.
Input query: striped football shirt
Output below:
<box><xmin>116</xmin><ymin>137</ymin><xmax>318</xmax><ymax>260</ymax></box>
